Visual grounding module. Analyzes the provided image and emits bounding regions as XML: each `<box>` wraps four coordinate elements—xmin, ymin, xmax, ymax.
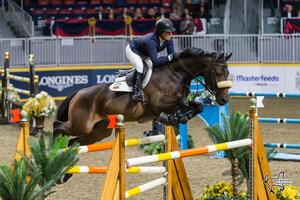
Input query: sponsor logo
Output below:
<box><xmin>96</xmin><ymin>74</ymin><xmax>118</xmax><ymax>84</ymax></box>
<box><xmin>235</xmin><ymin>75</ymin><xmax>279</xmax><ymax>82</ymax></box>
<box><xmin>228</xmin><ymin>74</ymin><xmax>234</xmax><ymax>82</ymax></box>
<box><xmin>112</xmin><ymin>85</ymin><xmax>120</xmax><ymax>89</ymax></box>
<box><xmin>296</xmin><ymin>71</ymin><xmax>300</xmax><ymax>91</ymax></box>
<box><xmin>264</xmin><ymin>171</ymin><xmax>292</xmax><ymax>194</ymax></box>
<box><xmin>39</xmin><ymin>75</ymin><xmax>88</xmax><ymax>91</ymax></box>
<box><xmin>231</xmin><ymin>74</ymin><xmax>280</xmax><ymax>87</ymax></box>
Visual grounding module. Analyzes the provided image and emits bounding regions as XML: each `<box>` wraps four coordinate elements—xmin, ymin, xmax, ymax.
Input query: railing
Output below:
<box><xmin>223</xmin><ymin>0</ymin><xmax>231</xmax><ymax>34</ymax></box>
<box><xmin>6</xmin><ymin>0</ymin><xmax>33</xmax><ymax>37</ymax></box>
<box><xmin>280</xmin><ymin>17</ymin><xmax>300</xmax><ymax>34</ymax></box>
<box><xmin>0</xmin><ymin>34</ymin><xmax>300</xmax><ymax>68</ymax></box>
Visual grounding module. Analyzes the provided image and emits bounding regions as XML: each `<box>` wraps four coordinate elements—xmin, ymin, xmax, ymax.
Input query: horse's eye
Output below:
<box><xmin>216</xmin><ymin>72</ymin><xmax>222</xmax><ymax>76</ymax></box>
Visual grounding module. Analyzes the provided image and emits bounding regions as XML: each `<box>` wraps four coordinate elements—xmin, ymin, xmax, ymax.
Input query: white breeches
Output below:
<box><xmin>126</xmin><ymin>44</ymin><xmax>144</xmax><ymax>73</ymax></box>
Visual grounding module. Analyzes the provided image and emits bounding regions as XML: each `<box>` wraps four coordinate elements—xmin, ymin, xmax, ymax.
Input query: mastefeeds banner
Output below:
<box><xmin>228</xmin><ymin>64</ymin><xmax>300</xmax><ymax>94</ymax></box>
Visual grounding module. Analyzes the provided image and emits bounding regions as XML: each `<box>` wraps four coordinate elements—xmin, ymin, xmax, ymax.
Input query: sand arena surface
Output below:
<box><xmin>0</xmin><ymin>98</ymin><xmax>299</xmax><ymax>200</ymax></box>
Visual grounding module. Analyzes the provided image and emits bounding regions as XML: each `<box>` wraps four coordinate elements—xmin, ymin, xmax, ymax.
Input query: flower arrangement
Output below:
<box><xmin>275</xmin><ymin>185</ymin><xmax>300</xmax><ymax>200</ymax></box>
<box><xmin>188</xmin><ymin>90</ymin><xmax>218</xmax><ymax>105</ymax></box>
<box><xmin>22</xmin><ymin>91</ymin><xmax>57</xmax><ymax>118</ymax></box>
<box><xmin>199</xmin><ymin>181</ymin><xmax>248</xmax><ymax>200</ymax></box>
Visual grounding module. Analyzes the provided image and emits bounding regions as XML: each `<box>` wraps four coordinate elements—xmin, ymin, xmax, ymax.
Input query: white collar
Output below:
<box><xmin>159</xmin><ymin>36</ymin><xmax>165</xmax><ymax>46</ymax></box>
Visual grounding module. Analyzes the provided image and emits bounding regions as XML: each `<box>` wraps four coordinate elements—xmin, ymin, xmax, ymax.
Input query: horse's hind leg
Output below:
<box><xmin>56</xmin><ymin>120</ymin><xmax>113</xmax><ymax>184</ymax></box>
<box><xmin>53</xmin><ymin>120</ymin><xmax>74</xmax><ymax>137</ymax></box>
<box><xmin>70</xmin><ymin>120</ymin><xmax>112</xmax><ymax>146</ymax></box>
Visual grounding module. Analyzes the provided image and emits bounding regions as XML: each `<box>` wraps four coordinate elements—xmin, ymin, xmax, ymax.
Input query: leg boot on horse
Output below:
<box><xmin>132</xmin><ymin>70</ymin><xmax>145</xmax><ymax>103</ymax></box>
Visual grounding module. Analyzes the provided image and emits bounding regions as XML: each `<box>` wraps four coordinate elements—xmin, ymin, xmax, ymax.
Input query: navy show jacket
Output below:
<box><xmin>129</xmin><ymin>32</ymin><xmax>174</xmax><ymax>67</ymax></box>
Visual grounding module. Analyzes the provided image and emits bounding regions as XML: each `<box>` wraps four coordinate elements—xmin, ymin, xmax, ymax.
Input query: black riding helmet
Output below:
<box><xmin>155</xmin><ymin>18</ymin><xmax>176</xmax><ymax>33</ymax></box>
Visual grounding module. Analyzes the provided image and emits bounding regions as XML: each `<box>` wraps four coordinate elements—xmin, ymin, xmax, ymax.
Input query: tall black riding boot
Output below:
<box><xmin>132</xmin><ymin>71</ymin><xmax>144</xmax><ymax>103</ymax></box>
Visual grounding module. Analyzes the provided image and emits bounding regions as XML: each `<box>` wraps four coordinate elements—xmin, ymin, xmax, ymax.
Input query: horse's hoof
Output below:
<box><xmin>168</xmin><ymin>114</ymin><xmax>179</xmax><ymax>124</ymax></box>
<box><xmin>56</xmin><ymin>174</ymin><xmax>73</xmax><ymax>184</ymax></box>
<box><xmin>158</xmin><ymin>112</ymin><xmax>169</xmax><ymax>124</ymax></box>
<box><xmin>179</xmin><ymin>116</ymin><xmax>188</xmax><ymax>124</ymax></box>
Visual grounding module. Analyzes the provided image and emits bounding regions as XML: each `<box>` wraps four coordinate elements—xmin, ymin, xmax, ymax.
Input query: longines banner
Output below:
<box><xmin>4</xmin><ymin>66</ymin><xmax>131</xmax><ymax>99</ymax></box>
<box><xmin>3</xmin><ymin>64</ymin><xmax>300</xmax><ymax>100</ymax></box>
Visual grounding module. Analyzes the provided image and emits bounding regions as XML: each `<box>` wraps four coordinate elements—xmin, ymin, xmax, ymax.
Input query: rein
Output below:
<box><xmin>177</xmin><ymin>57</ymin><xmax>214</xmax><ymax>95</ymax></box>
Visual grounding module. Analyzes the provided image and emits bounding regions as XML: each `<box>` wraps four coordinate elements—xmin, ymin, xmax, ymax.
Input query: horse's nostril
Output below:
<box><xmin>222</xmin><ymin>98</ymin><xmax>227</xmax><ymax>104</ymax></box>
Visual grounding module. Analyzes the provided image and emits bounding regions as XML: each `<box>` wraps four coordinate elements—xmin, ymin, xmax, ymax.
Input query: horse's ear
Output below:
<box><xmin>225</xmin><ymin>53</ymin><xmax>232</xmax><ymax>61</ymax></box>
<box><xmin>216</xmin><ymin>52</ymin><xmax>224</xmax><ymax>62</ymax></box>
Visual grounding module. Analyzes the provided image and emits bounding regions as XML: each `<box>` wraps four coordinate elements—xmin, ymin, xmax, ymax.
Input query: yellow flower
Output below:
<box><xmin>22</xmin><ymin>91</ymin><xmax>57</xmax><ymax>118</ymax></box>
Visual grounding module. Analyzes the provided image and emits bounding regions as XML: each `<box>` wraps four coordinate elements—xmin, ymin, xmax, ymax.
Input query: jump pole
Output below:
<box><xmin>61</xmin><ymin>135</ymin><xmax>166</xmax><ymax>154</ymax></box>
<box><xmin>67</xmin><ymin>166</ymin><xmax>166</xmax><ymax>174</ymax></box>
<box><xmin>125</xmin><ymin>139</ymin><xmax>252</xmax><ymax>166</ymax></box>
<box><xmin>229</xmin><ymin>91</ymin><xmax>300</xmax><ymax>98</ymax></box>
<box><xmin>264</xmin><ymin>143</ymin><xmax>300</xmax><ymax>149</ymax></box>
<box><xmin>258</xmin><ymin>118</ymin><xmax>300</xmax><ymax>124</ymax></box>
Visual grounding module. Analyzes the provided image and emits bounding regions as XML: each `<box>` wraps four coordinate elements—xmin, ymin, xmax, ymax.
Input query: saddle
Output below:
<box><xmin>109</xmin><ymin>59</ymin><xmax>152</xmax><ymax>92</ymax></box>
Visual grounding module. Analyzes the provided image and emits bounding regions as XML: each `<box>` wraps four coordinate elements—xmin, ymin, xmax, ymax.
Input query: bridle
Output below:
<box><xmin>177</xmin><ymin>56</ymin><xmax>215</xmax><ymax>95</ymax></box>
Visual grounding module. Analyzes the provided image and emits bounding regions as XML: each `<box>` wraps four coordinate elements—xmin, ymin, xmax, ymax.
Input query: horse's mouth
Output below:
<box><xmin>216</xmin><ymin>94</ymin><xmax>230</xmax><ymax>106</ymax></box>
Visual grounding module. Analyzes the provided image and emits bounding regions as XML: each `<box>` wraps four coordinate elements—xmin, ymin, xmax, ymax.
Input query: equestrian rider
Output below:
<box><xmin>125</xmin><ymin>18</ymin><xmax>176</xmax><ymax>103</ymax></box>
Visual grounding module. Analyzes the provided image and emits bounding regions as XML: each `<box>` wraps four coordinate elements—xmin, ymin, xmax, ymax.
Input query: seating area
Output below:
<box><xmin>280</xmin><ymin>0</ymin><xmax>299</xmax><ymax>17</ymax></box>
<box><xmin>25</xmin><ymin>0</ymin><xmax>173</xmax><ymax>26</ymax></box>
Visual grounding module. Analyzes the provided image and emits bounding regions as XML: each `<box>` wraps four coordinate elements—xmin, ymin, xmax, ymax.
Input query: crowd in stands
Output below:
<box><xmin>24</xmin><ymin>0</ymin><xmax>217</xmax><ymax>35</ymax></box>
<box><xmin>280</xmin><ymin>0</ymin><xmax>300</xmax><ymax>17</ymax></box>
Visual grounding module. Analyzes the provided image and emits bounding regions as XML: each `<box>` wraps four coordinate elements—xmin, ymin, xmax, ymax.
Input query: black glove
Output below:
<box><xmin>172</xmin><ymin>53</ymin><xmax>179</xmax><ymax>60</ymax></box>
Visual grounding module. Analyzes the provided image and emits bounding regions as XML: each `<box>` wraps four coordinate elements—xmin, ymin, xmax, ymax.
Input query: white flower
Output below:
<box><xmin>41</xmin><ymin>91</ymin><xmax>48</xmax><ymax>96</ymax></box>
<box><xmin>36</xmin><ymin>94</ymin><xmax>42</xmax><ymax>99</ymax></box>
<box><xmin>34</xmin><ymin>100</ymin><xmax>39</xmax><ymax>106</ymax></box>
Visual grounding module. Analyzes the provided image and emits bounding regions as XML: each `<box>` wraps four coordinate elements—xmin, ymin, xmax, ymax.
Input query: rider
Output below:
<box><xmin>125</xmin><ymin>18</ymin><xmax>176</xmax><ymax>103</ymax></box>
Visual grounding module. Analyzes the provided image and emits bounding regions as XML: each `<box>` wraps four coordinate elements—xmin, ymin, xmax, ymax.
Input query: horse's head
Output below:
<box><xmin>175</xmin><ymin>48</ymin><xmax>232</xmax><ymax>106</ymax></box>
<box><xmin>201</xmin><ymin>52</ymin><xmax>232</xmax><ymax>105</ymax></box>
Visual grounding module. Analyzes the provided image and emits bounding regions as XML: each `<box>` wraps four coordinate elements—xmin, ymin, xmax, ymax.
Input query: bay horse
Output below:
<box><xmin>53</xmin><ymin>47</ymin><xmax>232</xmax><ymax>146</ymax></box>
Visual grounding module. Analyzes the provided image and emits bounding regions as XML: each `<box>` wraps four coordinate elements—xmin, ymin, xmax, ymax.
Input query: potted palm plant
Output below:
<box><xmin>205</xmin><ymin>111</ymin><xmax>249</xmax><ymax>199</ymax></box>
<box><xmin>0</xmin><ymin>133</ymin><xmax>79</xmax><ymax>200</ymax></box>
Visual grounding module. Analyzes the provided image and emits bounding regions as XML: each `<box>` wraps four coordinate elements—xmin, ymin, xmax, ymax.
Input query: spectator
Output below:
<box><xmin>180</xmin><ymin>14</ymin><xmax>194</xmax><ymax>49</ymax></box>
<box><xmin>184</xmin><ymin>0</ymin><xmax>197</xmax><ymax>17</ymax></box>
<box><xmin>170</xmin><ymin>7</ymin><xmax>180</xmax><ymax>18</ymax></box>
<box><xmin>119</xmin><ymin>7</ymin><xmax>132</xmax><ymax>19</ymax></box>
<box><xmin>181</xmin><ymin>7</ymin><xmax>190</xmax><ymax>18</ymax></box>
<box><xmin>180</xmin><ymin>14</ymin><xmax>194</xmax><ymax>35</ymax></box>
<box><xmin>145</xmin><ymin>8</ymin><xmax>157</xmax><ymax>19</ymax></box>
<box><xmin>157</xmin><ymin>7</ymin><xmax>170</xmax><ymax>18</ymax></box>
<box><xmin>108</xmin><ymin>8</ymin><xmax>116</xmax><ymax>19</ymax></box>
<box><xmin>194</xmin><ymin>5</ymin><xmax>211</xmax><ymax>21</ymax></box>
<box><xmin>97</xmin><ymin>6</ymin><xmax>106</xmax><ymax>20</ymax></box>
<box><xmin>282</xmin><ymin>4</ymin><xmax>297</xmax><ymax>18</ymax></box>
<box><xmin>133</xmin><ymin>8</ymin><xmax>144</xmax><ymax>19</ymax></box>
<box><xmin>294</xmin><ymin>2</ymin><xmax>300</xmax><ymax>17</ymax></box>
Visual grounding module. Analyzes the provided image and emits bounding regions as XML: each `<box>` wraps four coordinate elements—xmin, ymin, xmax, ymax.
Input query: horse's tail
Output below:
<box><xmin>56</xmin><ymin>92</ymin><xmax>78</xmax><ymax>122</ymax></box>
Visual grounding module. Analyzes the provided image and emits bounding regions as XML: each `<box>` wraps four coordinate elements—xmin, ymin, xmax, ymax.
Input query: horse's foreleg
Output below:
<box><xmin>178</xmin><ymin>101</ymin><xmax>204</xmax><ymax>124</ymax></box>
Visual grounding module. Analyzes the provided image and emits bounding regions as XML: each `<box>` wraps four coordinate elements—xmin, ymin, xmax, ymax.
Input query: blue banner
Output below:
<box><xmin>2</xmin><ymin>67</ymin><xmax>130</xmax><ymax>99</ymax></box>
